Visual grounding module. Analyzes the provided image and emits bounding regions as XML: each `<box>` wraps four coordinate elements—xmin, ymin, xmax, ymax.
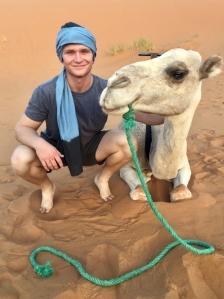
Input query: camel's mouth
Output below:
<box><xmin>102</xmin><ymin>105</ymin><xmax>129</xmax><ymax>116</ymax></box>
<box><xmin>102</xmin><ymin>96</ymin><xmax>141</xmax><ymax>116</ymax></box>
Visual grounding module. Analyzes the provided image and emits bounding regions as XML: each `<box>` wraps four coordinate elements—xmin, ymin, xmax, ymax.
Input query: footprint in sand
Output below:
<box><xmin>204</xmin><ymin>152</ymin><xmax>224</xmax><ymax>168</ymax></box>
<box><xmin>85</xmin><ymin>243</ymin><xmax>120</xmax><ymax>280</ymax></box>
<box><xmin>216</xmin><ymin>166</ymin><xmax>224</xmax><ymax>176</ymax></box>
<box><xmin>164</xmin><ymin>288</ymin><xmax>180</xmax><ymax>299</ymax></box>
<box><xmin>52</xmin><ymin>290</ymin><xmax>78</xmax><ymax>299</ymax></box>
<box><xmin>200</xmin><ymin>148</ymin><xmax>221</xmax><ymax>158</ymax></box>
<box><xmin>70</xmin><ymin>281</ymin><xmax>114</xmax><ymax>299</ymax></box>
<box><xmin>5</xmin><ymin>211</ymin><xmax>42</xmax><ymax>244</ymax></box>
<box><xmin>210</xmin><ymin>137</ymin><xmax>224</xmax><ymax>148</ymax></box>
<box><xmin>183</xmin><ymin>253</ymin><xmax>224</xmax><ymax>298</ymax></box>
<box><xmin>8</xmin><ymin>257</ymin><xmax>28</xmax><ymax>273</ymax></box>
<box><xmin>192</xmin><ymin>192</ymin><xmax>217</xmax><ymax>207</ymax></box>
<box><xmin>1</xmin><ymin>184</ymin><xmax>28</xmax><ymax>201</ymax></box>
<box><xmin>0</xmin><ymin>273</ymin><xmax>20</xmax><ymax>299</ymax></box>
<box><xmin>0</xmin><ymin>166</ymin><xmax>16</xmax><ymax>184</ymax></box>
<box><xmin>213</xmin><ymin>176</ymin><xmax>224</xmax><ymax>190</ymax></box>
<box><xmin>9</xmin><ymin>222</ymin><xmax>42</xmax><ymax>244</ymax></box>
<box><xmin>194</xmin><ymin>172</ymin><xmax>210</xmax><ymax>180</ymax></box>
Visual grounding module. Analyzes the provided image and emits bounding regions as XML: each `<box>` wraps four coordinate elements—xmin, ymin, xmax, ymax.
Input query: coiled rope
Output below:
<box><xmin>30</xmin><ymin>104</ymin><xmax>214</xmax><ymax>286</ymax></box>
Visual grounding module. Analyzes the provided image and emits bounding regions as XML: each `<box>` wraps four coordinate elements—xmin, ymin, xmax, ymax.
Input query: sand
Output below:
<box><xmin>0</xmin><ymin>0</ymin><xmax>224</xmax><ymax>298</ymax></box>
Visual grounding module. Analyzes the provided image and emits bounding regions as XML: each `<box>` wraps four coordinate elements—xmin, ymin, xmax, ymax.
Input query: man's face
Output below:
<box><xmin>62</xmin><ymin>44</ymin><xmax>94</xmax><ymax>78</ymax></box>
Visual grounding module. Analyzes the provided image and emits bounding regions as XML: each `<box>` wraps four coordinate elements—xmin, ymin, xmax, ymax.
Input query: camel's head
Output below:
<box><xmin>100</xmin><ymin>49</ymin><xmax>223</xmax><ymax>116</ymax></box>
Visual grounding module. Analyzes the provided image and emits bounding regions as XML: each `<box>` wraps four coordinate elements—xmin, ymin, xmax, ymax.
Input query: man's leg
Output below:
<box><xmin>11</xmin><ymin>145</ymin><xmax>56</xmax><ymax>213</ymax></box>
<box><xmin>94</xmin><ymin>130</ymin><xmax>137</xmax><ymax>201</ymax></box>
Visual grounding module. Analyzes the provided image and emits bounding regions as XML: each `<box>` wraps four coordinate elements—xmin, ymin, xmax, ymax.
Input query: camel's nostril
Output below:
<box><xmin>112</xmin><ymin>76</ymin><xmax>130</xmax><ymax>88</ymax></box>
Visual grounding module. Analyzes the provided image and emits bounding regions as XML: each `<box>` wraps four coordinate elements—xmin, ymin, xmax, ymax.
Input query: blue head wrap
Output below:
<box><xmin>56</xmin><ymin>25</ymin><xmax>97</xmax><ymax>62</ymax></box>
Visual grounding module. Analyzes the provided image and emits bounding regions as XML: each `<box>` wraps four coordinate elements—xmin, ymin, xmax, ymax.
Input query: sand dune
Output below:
<box><xmin>0</xmin><ymin>0</ymin><xmax>224</xmax><ymax>298</ymax></box>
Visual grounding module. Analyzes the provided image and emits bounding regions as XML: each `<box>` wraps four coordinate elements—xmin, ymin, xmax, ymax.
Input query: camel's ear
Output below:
<box><xmin>199</xmin><ymin>55</ymin><xmax>223</xmax><ymax>80</ymax></box>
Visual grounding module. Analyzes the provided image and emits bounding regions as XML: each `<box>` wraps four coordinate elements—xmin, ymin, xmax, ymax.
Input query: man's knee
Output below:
<box><xmin>123</xmin><ymin>132</ymin><xmax>138</xmax><ymax>150</ymax></box>
<box><xmin>130</xmin><ymin>133</ymin><xmax>138</xmax><ymax>150</ymax></box>
<box><xmin>11</xmin><ymin>145</ymin><xmax>37</xmax><ymax>173</ymax></box>
<box><xmin>96</xmin><ymin>130</ymin><xmax>138</xmax><ymax>161</ymax></box>
<box><xmin>119</xmin><ymin>132</ymin><xmax>138</xmax><ymax>158</ymax></box>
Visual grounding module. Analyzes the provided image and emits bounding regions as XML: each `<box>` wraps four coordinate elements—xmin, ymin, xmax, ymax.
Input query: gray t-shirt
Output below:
<box><xmin>25</xmin><ymin>74</ymin><xmax>108</xmax><ymax>148</ymax></box>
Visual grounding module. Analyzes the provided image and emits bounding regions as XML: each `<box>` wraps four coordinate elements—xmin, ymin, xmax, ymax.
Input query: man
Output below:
<box><xmin>11</xmin><ymin>22</ymin><xmax>164</xmax><ymax>213</ymax></box>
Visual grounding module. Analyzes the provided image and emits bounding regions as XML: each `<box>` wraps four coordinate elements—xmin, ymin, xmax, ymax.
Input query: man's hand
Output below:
<box><xmin>35</xmin><ymin>139</ymin><xmax>64</xmax><ymax>171</ymax></box>
<box><xmin>15</xmin><ymin>113</ymin><xmax>64</xmax><ymax>171</ymax></box>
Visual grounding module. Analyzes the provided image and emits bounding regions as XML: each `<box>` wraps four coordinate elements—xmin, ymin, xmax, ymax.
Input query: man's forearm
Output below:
<box><xmin>15</xmin><ymin>125</ymin><xmax>44</xmax><ymax>150</ymax></box>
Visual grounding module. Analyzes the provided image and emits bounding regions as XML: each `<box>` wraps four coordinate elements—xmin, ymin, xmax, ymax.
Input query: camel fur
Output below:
<box><xmin>99</xmin><ymin>48</ymin><xmax>223</xmax><ymax>202</ymax></box>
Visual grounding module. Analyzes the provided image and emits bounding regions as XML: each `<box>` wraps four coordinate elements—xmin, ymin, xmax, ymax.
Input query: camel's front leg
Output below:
<box><xmin>170</xmin><ymin>161</ymin><xmax>192</xmax><ymax>202</ymax></box>
<box><xmin>120</xmin><ymin>164</ymin><xmax>152</xmax><ymax>201</ymax></box>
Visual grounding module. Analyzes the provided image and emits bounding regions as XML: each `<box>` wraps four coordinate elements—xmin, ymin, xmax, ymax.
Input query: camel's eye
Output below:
<box><xmin>165</xmin><ymin>62</ymin><xmax>189</xmax><ymax>83</ymax></box>
<box><xmin>171</xmin><ymin>70</ymin><xmax>186</xmax><ymax>80</ymax></box>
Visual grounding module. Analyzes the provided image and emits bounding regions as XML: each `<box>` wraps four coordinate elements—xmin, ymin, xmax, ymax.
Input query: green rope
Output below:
<box><xmin>30</xmin><ymin>104</ymin><xmax>214</xmax><ymax>286</ymax></box>
<box><xmin>122</xmin><ymin>105</ymin><xmax>214</xmax><ymax>255</ymax></box>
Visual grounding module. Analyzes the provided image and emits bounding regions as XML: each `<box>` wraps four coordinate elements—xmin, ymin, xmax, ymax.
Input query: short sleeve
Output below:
<box><xmin>25</xmin><ymin>86</ymin><xmax>50</xmax><ymax>122</ymax></box>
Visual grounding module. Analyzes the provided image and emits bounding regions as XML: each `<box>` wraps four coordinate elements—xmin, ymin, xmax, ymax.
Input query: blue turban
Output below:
<box><xmin>56</xmin><ymin>26</ymin><xmax>97</xmax><ymax>62</ymax></box>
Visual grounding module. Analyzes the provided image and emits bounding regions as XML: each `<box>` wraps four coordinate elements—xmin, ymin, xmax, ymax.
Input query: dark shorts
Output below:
<box><xmin>82</xmin><ymin>130</ymin><xmax>109</xmax><ymax>166</ymax></box>
<box><xmin>41</xmin><ymin>130</ymin><xmax>109</xmax><ymax>168</ymax></box>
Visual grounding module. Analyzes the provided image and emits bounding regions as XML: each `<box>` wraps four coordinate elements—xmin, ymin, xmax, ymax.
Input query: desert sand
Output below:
<box><xmin>0</xmin><ymin>0</ymin><xmax>224</xmax><ymax>298</ymax></box>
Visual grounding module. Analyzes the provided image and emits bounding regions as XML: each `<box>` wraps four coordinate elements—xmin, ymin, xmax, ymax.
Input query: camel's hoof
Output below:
<box><xmin>130</xmin><ymin>185</ymin><xmax>147</xmax><ymax>201</ymax></box>
<box><xmin>142</xmin><ymin>170</ymin><xmax>153</xmax><ymax>179</ymax></box>
<box><xmin>170</xmin><ymin>184</ymin><xmax>192</xmax><ymax>202</ymax></box>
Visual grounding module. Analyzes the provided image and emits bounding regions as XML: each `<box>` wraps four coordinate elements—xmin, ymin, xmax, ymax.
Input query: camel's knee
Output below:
<box><xmin>11</xmin><ymin>145</ymin><xmax>37</xmax><ymax>175</ymax></box>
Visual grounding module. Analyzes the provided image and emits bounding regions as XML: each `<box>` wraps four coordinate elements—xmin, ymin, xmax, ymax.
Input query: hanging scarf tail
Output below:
<box><xmin>56</xmin><ymin>69</ymin><xmax>83</xmax><ymax>176</ymax></box>
<box><xmin>61</xmin><ymin>137</ymin><xmax>83</xmax><ymax>176</ymax></box>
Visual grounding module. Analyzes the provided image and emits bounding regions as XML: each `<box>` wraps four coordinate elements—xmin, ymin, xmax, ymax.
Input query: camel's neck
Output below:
<box><xmin>161</xmin><ymin>111</ymin><xmax>193</xmax><ymax>151</ymax></box>
<box><xmin>151</xmin><ymin>91</ymin><xmax>201</xmax><ymax>180</ymax></box>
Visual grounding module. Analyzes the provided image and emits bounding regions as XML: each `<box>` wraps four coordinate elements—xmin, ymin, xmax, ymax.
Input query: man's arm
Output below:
<box><xmin>135</xmin><ymin>111</ymin><xmax>165</xmax><ymax>125</ymax></box>
<box><xmin>15</xmin><ymin>113</ymin><xmax>64</xmax><ymax>170</ymax></box>
<box><xmin>15</xmin><ymin>113</ymin><xmax>44</xmax><ymax>149</ymax></box>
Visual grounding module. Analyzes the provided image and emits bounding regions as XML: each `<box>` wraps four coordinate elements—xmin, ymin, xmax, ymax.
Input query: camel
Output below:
<box><xmin>99</xmin><ymin>48</ymin><xmax>223</xmax><ymax>202</ymax></box>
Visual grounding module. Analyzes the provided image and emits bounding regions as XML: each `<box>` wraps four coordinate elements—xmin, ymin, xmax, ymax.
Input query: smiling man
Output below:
<box><xmin>11</xmin><ymin>22</ymin><xmax>163</xmax><ymax>214</ymax></box>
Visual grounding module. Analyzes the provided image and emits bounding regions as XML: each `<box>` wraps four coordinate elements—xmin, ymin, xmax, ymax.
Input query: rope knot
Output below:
<box><xmin>123</xmin><ymin>104</ymin><xmax>136</xmax><ymax>130</ymax></box>
<box><xmin>34</xmin><ymin>261</ymin><xmax>54</xmax><ymax>278</ymax></box>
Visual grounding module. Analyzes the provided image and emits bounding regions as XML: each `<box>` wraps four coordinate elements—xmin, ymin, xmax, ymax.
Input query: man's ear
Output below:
<box><xmin>199</xmin><ymin>55</ymin><xmax>223</xmax><ymax>80</ymax></box>
<box><xmin>60</xmin><ymin>46</ymin><xmax>66</xmax><ymax>62</ymax></box>
<box><xmin>92</xmin><ymin>51</ymin><xmax>96</xmax><ymax>62</ymax></box>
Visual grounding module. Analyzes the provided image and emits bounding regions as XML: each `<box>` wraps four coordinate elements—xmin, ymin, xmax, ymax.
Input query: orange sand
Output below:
<box><xmin>0</xmin><ymin>0</ymin><xmax>224</xmax><ymax>298</ymax></box>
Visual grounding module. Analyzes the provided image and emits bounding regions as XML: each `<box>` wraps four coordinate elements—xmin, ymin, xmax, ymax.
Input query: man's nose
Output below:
<box><xmin>74</xmin><ymin>53</ymin><xmax>83</xmax><ymax>62</ymax></box>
